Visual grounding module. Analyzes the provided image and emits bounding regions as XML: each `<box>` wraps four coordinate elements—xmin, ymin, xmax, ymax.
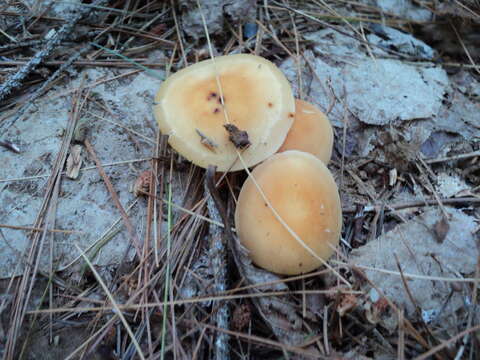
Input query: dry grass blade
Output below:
<box><xmin>87</xmin><ymin>111</ymin><xmax>156</xmax><ymax>144</ymax></box>
<box><xmin>414</xmin><ymin>324</ymin><xmax>480</xmax><ymax>360</ymax></box>
<box><xmin>449</xmin><ymin>20</ymin><xmax>480</xmax><ymax>75</ymax></box>
<box><xmin>74</xmin><ymin>244</ymin><xmax>146</xmax><ymax>360</ymax></box>
<box><xmin>90</xmin><ymin>42</ymin><xmax>164</xmax><ymax>79</ymax></box>
<box><xmin>336</xmin><ymin>260</ymin><xmax>479</xmax><ymax>283</ymax></box>
<box><xmin>0</xmin><ymin>223</ymin><xmax>81</xmax><ymax>234</ymax></box>
<box><xmin>159</xmin><ymin>166</ymin><xmax>173</xmax><ymax>360</ymax></box>
<box><xmin>26</xmin><ymin>289</ymin><xmax>363</xmax><ymax>315</ymax></box>
<box><xmin>3</xmin><ymin>81</ymin><xmax>85</xmax><ymax>359</ymax></box>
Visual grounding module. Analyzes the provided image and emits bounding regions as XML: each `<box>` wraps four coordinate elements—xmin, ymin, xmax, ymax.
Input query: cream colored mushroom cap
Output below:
<box><xmin>235</xmin><ymin>150</ymin><xmax>342</xmax><ymax>275</ymax></box>
<box><xmin>153</xmin><ymin>54</ymin><xmax>295</xmax><ymax>172</ymax></box>
<box><xmin>278</xmin><ymin>99</ymin><xmax>334</xmax><ymax>164</ymax></box>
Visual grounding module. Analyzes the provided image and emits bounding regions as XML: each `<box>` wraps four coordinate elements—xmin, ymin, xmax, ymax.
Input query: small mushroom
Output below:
<box><xmin>278</xmin><ymin>99</ymin><xmax>334</xmax><ymax>164</ymax></box>
<box><xmin>153</xmin><ymin>54</ymin><xmax>295</xmax><ymax>172</ymax></box>
<box><xmin>234</xmin><ymin>150</ymin><xmax>342</xmax><ymax>275</ymax></box>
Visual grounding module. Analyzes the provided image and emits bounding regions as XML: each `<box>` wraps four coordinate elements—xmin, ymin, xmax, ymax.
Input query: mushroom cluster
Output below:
<box><xmin>154</xmin><ymin>54</ymin><xmax>341</xmax><ymax>275</ymax></box>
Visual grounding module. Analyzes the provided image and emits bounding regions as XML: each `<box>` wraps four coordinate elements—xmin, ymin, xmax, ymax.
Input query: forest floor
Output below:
<box><xmin>0</xmin><ymin>0</ymin><xmax>479</xmax><ymax>359</ymax></box>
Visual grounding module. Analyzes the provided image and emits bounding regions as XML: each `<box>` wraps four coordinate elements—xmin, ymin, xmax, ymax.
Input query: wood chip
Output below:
<box><xmin>65</xmin><ymin>144</ymin><xmax>83</xmax><ymax>180</ymax></box>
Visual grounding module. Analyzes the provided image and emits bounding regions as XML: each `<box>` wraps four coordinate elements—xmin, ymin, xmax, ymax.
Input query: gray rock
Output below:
<box><xmin>350</xmin><ymin>208</ymin><xmax>478</xmax><ymax>332</ymax></box>
<box><xmin>376</xmin><ymin>0</ymin><xmax>432</xmax><ymax>22</ymax></box>
<box><xmin>281</xmin><ymin>30</ymin><xmax>448</xmax><ymax>126</ymax></box>
<box><xmin>179</xmin><ymin>0</ymin><xmax>256</xmax><ymax>39</ymax></box>
<box><xmin>0</xmin><ymin>68</ymin><xmax>164</xmax><ymax>278</ymax></box>
<box><xmin>420</xmin><ymin>131</ymin><xmax>459</xmax><ymax>158</ymax></box>
<box><xmin>367</xmin><ymin>25</ymin><xmax>435</xmax><ymax>60</ymax></box>
<box><xmin>344</xmin><ymin>59</ymin><xmax>448</xmax><ymax>125</ymax></box>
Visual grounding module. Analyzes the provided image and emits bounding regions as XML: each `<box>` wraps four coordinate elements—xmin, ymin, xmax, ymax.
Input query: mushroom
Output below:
<box><xmin>234</xmin><ymin>150</ymin><xmax>342</xmax><ymax>275</ymax></box>
<box><xmin>278</xmin><ymin>99</ymin><xmax>333</xmax><ymax>164</ymax></box>
<box><xmin>153</xmin><ymin>54</ymin><xmax>295</xmax><ymax>172</ymax></box>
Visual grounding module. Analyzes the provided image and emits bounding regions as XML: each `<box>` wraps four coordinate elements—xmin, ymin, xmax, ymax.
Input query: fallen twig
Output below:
<box><xmin>342</xmin><ymin>196</ymin><xmax>480</xmax><ymax>213</ymax></box>
<box><xmin>0</xmin><ymin>0</ymin><xmax>107</xmax><ymax>103</ymax></box>
<box><xmin>0</xmin><ymin>45</ymin><xmax>92</xmax><ymax>131</ymax></box>
<box><xmin>424</xmin><ymin>150</ymin><xmax>480</xmax><ymax>164</ymax></box>
<box><xmin>205</xmin><ymin>166</ymin><xmax>230</xmax><ymax>360</ymax></box>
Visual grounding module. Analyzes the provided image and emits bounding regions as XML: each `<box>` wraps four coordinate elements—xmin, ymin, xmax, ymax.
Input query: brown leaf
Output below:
<box><xmin>133</xmin><ymin>170</ymin><xmax>153</xmax><ymax>197</ymax></box>
<box><xmin>433</xmin><ymin>216</ymin><xmax>450</xmax><ymax>243</ymax></box>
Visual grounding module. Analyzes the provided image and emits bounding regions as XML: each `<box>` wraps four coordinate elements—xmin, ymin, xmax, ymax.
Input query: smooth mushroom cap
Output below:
<box><xmin>278</xmin><ymin>99</ymin><xmax>334</xmax><ymax>164</ymax></box>
<box><xmin>153</xmin><ymin>54</ymin><xmax>295</xmax><ymax>172</ymax></box>
<box><xmin>234</xmin><ymin>150</ymin><xmax>342</xmax><ymax>275</ymax></box>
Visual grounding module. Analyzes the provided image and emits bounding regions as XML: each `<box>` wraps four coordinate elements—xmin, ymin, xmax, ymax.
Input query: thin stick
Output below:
<box><xmin>454</xmin><ymin>250</ymin><xmax>480</xmax><ymax>359</ymax></box>
<box><xmin>342</xmin><ymin>196</ymin><xmax>480</xmax><ymax>214</ymax></box>
<box><xmin>84</xmin><ymin>139</ymin><xmax>142</xmax><ymax>257</ymax></box>
<box><xmin>450</xmin><ymin>20</ymin><xmax>480</xmax><ymax>76</ymax></box>
<box><xmin>0</xmin><ymin>223</ymin><xmax>81</xmax><ymax>234</ymax></box>
<box><xmin>159</xmin><ymin>163</ymin><xmax>173</xmax><ymax>360</ymax></box>
<box><xmin>188</xmin><ymin>321</ymin><xmax>324</xmax><ymax>359</ymax></box>
<box><xmin>425</xmin><ymin>150</ymin><xmax>480</xmax><ymax>164</ymax></box>
<box><xmin>27</xmin><ymin>289</ymin><xmax>363</xmax><ymax>315</ymax></box>
<box><xmin>87</xmin><ymin>111</ymin><xmax>156</xmax><ymax>144</ymax></box>
<box><xmin>171</xmin><ymin>0</ymin><xmax>188</xmax><ymax>66</ymax></box>
<box><xmin>47</xmin><ymin>69</ymin><xmax>141</xmax><ymax>100</ymax></box>
<box><xmin>335</xmin><ymin>260</ymin><xmax>479</xmax><ymax>283</ymax></box>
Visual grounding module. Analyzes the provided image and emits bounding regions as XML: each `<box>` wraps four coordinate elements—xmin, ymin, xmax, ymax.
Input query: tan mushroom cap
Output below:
<box><xmin>153</xmin><ymin>54</ymin><xmax>295</xmax><ymax>172</ymax></box>
<box><xmin>278</xmin><ymin>99</ymin><xmax>334</xmax><ymax>164</ymax></box>
<box><xmin>235</xmin><ymin>150</ymin><xmax>342</xmax><ymax>275</ymax></box>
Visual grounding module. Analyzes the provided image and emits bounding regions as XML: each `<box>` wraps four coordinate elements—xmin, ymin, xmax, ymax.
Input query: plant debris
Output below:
<box><xmin>224</xmin><ymin>123</ymin><xmax>251</xmax><ymax>149</ymax></box>
<box><xmin>65</xmin><ymin>144</ymin><xmax>83</xmax><ymax>180</ymax></box>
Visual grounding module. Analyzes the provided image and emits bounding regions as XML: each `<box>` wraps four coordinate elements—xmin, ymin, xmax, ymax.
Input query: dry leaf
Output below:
<box><xmin>231</xmin><ymin>303</ymin><xmax>251</xmax><ymax>331</ymax></box>
<box><xmin>224</xmin><ymin>124</ymin><xmax>250</xmax><ymax>149</ymax></box>
<box><xmin>433</xmin><ymin>216</ymin><xmax>450</xmax><ymax>243</ymax></box>
<box><xmin>133</xmin><ymin>170</ymin><xmax>153</xmax><ymax>197</ymax></box>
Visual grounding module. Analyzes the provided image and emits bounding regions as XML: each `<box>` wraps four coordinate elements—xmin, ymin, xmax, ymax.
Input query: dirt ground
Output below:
<box><xmin>0</xmin><ymin>0</ymin><xmax>479</xmax><ymax>359</ymax></box>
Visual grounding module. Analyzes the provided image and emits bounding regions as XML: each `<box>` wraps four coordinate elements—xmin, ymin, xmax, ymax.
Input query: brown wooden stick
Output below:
<box><xmin>84</xmin><ymin>139</ymin><xmax>142</xmax><ymax>257</ymax></box>
<box><xmin>342</xmin><ymin>197</ymin><xmax>480</xmax><ymax>214</ymax></box>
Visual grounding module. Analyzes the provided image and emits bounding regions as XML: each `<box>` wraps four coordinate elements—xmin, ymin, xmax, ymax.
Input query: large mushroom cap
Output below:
<box><xmin>235</xmin><ymin>150</ymin><xmax>342</xmax><ymax>275</ymax></box>
<box><xmin>153</xmin><ymin>54</ymin><xmax>295</xmax><ymax>172</ymax></box>
<box><xmin>278</xmin><ymin>99</ymin><xmax>334</xmax><ymax>164</ymax></box>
